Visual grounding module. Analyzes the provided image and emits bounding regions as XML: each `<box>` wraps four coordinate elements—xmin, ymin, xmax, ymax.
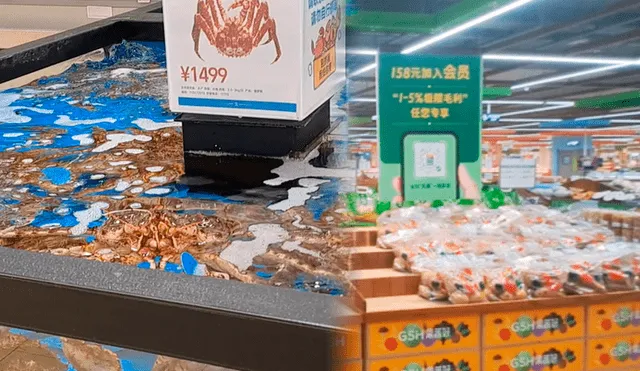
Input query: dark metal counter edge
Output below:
<box><xmin>0</xmin><ymin>246</ymin><xmax>343</xmax><ymax>371</ymax></box>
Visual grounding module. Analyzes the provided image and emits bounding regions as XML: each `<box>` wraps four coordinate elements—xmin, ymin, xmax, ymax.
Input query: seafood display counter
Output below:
<box><xmin>343</xmin><ymin>203</ymin><xmax>640</xmax><ymax>371</ymax></box>
<box><xmin>0</xmin><ymin>3</ymin><xmax>357</xmax><ymax>371</ymax></box>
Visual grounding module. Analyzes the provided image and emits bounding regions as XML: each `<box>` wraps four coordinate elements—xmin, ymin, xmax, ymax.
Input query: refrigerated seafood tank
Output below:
<box><xmin>0</xmin><ymin>3</ymin><xmax>359</xmax><ymax>371</ymax></box>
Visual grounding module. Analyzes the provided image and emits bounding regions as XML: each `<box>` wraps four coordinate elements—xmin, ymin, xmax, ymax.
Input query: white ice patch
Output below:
<box><xmin>133</xmin><ymin>118</ymin><xmax>181</xmax><ymax>131</ymax></box>
<box><xmin>72</xmin><ymin>134</ymin><xmax>94</xmax><ymax>146</ymax></box>
<box><xmin>264</xmin><ymin>149</ymin><xmax>353</xmax><ymax>186</ymax></box>
<box><xmin>3</xmin><ymin>133</ymin><xmax>23</xmax><ymax>138</ymax></box>
<box><xmin>281</xmin><ymin>240</ymin><xmax>320</xmax><ymax>258</ymax></box>
<box><xmin>90</xmin><ymin>174</ymin><xmax>105</xmax><ymax>180</ymax></box>
<box><xmin>268</xmin><ymin>178</ymin><xmax>328</xmax><ymax>211</ymax></box>
<box><xmin>54</xmin><ymin>115</ymin><xmax>116</xmax><ymax>126</ymax></box>
<box><xmin>114</xmin><ymin>180</ymin><xmax>131</xmax><ymax>192</ymax></box>
<box><xmin>129</xmin><ymin>203</ymin><xmax>142</xmax><ymax>209</ymax></box>
<box><xmin>131</xmin><ymin>180</ymin><xmax>144</xmax><ymax>186</ymax></box>
<box><xmin>92</xmin><ymin>133</ymin><xmax>152</xmax><ymax>153</ymax></box>
<box><xmin>0</xmin><ymin>93</ymin><xmax>53</xmax><ymax>124</ymax></box>
<box><xmin>220</xmin><ymin>224</ymin><xmax>289</xmax><ymax>271</ymax></box>
<box><xmin>43</xmin><ymin>84</ymin><xmax>69</xmax><ymax>90</ymax></box>
<box><xmin>149</xmin><ymin>176</ymin><xmax>167</xmax><ymax>183</ymax></box>
<box><xmin>144</xmin><ymin>188</ymin><xmax>170</xmax><ymax>195</ymax></box>
<box><xmin>130</xmin><ymin>187</ymin><xmax>144</xmax><ymax>194</ymax></box>
<box><xmin>110</xmin><ymin>68</ymin><xmax>166</xmax><ymax>78</ymax></box>
<box><xmin>21</xmin><ymin>159</ymin><xmax>33</xmax><ymax>164</ymax></box>
<box><xmin>145</xmin><ymin>166</ymin><xmax>163</xmax><ymax>173</ymax></box>
<box><xmin>70</xmin><ymin>202</ymin><xmax>109</xmax><ymax>236</ymax></box>
<box><xmin>125</xmin><ymin>148</ymin><xmax>144</xmax><ymax>155</ymax></box>
<box><xmin>292</xmin><ymin>214</ymin><xmax>322</xmax><ymax>233</ymax></box>
<box><xmin>109</xmin><ymin>161</ymin><xmax>132</xmax><ymax>166</ymax></box>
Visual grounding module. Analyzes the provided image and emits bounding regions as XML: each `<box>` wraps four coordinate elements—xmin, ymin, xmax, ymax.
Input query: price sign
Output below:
<box><xmin>500</xmin><ymin>157</ymin><xmax>536</xmax><ymax>189</ymax></box>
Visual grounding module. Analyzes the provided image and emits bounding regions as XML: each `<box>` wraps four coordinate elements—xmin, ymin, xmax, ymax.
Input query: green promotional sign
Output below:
<box><xmin>377</xmin><ymin>54</ymin><xmax>482</xmax><ymax>203</ymax></box>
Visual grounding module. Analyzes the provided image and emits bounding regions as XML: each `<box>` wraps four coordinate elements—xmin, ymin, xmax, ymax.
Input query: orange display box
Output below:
<box><xmin>484</xmin><ymin>307</ymin><xmax>584</xmax><ymax>347</ymax></box>
<box><xmin>587</xmin><ymin>334</ymin><xmax>640</xmax><ymax>370</ymax></box>
<box><xmin>484</xmin><ymin>340</ymin><xmax>584</xmax><ymax>371</ymax></box>
<box><xmin>587</xmin><ymin>301</ymin><xmax>640</xmax><ymax>337</ymax></box>
<box><xmin>366</xmin><ymin>316</ymin><xmax>480</xmax><ymax>357</ymax></box>
<box><xmin>367</xmin><ymin>351</ymin><xmax>480</xmax><ymax>371</ymax></box>
<box><xmin>334</xmin><ymin>325</ymin><xmax>363</xmax><ymax>361</ymax></box>
<box><xmin>335</xmin><ymin>360</ymin><xmax>363</xmax><ymax>371</ymax></box>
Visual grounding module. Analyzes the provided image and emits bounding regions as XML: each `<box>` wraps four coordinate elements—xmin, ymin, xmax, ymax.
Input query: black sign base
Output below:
<box><xmin>178</xmin><ymin>101</ymin><xmax>330</xmax><ymax>158</ymax></box>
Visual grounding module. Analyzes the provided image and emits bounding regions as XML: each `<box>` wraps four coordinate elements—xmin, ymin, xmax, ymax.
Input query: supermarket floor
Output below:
<box><xmin>0</xmin><ymin>327</ymin><xmax>234</xmax><ymax>371</ymax></box>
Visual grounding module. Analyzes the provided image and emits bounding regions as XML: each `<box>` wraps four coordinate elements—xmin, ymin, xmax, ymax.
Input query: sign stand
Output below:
<box><xmin>163</xmin><ymin>0</ymin><xmax>346</xmax><ymax>185</ymax></box>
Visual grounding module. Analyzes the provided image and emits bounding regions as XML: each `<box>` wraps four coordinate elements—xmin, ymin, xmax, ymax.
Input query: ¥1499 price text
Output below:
<box><xmin>180</xmin><ymin>66</ymin><xmax>228</xmax><ymax>83</ymax></box>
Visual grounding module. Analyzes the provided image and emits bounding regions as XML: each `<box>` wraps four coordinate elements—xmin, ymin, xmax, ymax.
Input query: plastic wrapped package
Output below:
<box><xmin>443</xmin><ymin>264</ymin><xmax>488</xmax><ymax>304</ymax></box>
<box><xmin>377</xmin><ymin>204</ymin><xmax>433</xmax><ymax>235</ymax></box>
<box><xmin>484</xmin><ymin>264</ymin><xmax>527</xmax><ymax>301</ymax></box>
<box><xmin>418</xmin><ymin>270</ymin><xmax>448</xmax><ymax>301</ymax></box>
<box><xmin>598</xmin><ymin>245</ymin><xmax>637</xmax><ymax>292</ymax></box>
<box><xmin>378</xmin><ymin>228</ymin><xmax>421</xmax><ymax>250</ymax></box>
<box><xmin>518</xmin><ymin>257</ymin><xmax>566</xmax><ymax>298</ymax></box>
<box><xmin>377</xmin><ymin>203</ymin><xmax>640</xmax><ymax>303</ymax></box>
<box><xmin>413</xmin><ymin>254</ymin><xmax>449</xmax><ymax>300</ymax></box>
<box><xmin>415</xmin><ymin>255</ymin><xmax>489</xmax><ymax>304</ymax></box>
<box><xmin>414</xmin><ymin>255</ymin><xmax>490</xmax><ymax>304</ymax></box>
<box><xmin>563</xmin><ymin>252</ymin><xmax>607</xmax><ymax>295</ymax></box>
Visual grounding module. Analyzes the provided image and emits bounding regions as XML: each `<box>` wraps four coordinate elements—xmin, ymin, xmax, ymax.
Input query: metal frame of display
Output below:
<box><xmin>0</xmin><ymin>4</ymin><xmax>349</xmax><ymax>371</ymax></box>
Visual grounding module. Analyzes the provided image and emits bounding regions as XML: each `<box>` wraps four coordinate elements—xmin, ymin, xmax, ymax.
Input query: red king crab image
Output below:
<box><xmin>192</xmin><ymin>0</ymin><xmax>282</xmax><ymax>63</ymax></box>
<box><xmin>311</xmin><ymin>6</ymin><xmax>341</xmax><ymax>59</ymax></box>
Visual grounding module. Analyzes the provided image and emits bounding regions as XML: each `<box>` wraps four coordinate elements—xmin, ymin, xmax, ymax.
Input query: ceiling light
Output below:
<box><xmin>591</xmin><ymin>124</ymin><xmax>640</xmax><ymax>131</ymax></box>
<box><xmin>401</xmin><ymin>0</ymin><xmax>536</xmax><ymax>54</ymax></box>
<box><xmin>512</xmin><ymin>62</ymin><xmax>637</xmax><ymax>90</ymax></box>
<box><xmin>498</xmin><ymin>118</ymin><xmax>562</xmax><ymax>122</ymax></box>
<box><xmin>499</xmin><ymin>104</ymin><xmax>575</xmax><ymax>117</ymax></box>
<box><xmin>349</xmin><ymin>63</ymin><xmax>377</xmax><ymax>77</ymax></box>
<box><xmin>483</xmin><ymin>100</ymin><xmax>575</xmax><ymax>106</ymax></box>
<box><xmin>483</xmin><ymin>54</ymin><xmax>638</xmax><ymax>65</ymax></box>
<box><xmin>484</xmin><ymin>122</ymin><xmax>542</xmax><ymax>129</ymax></box>
<box><xmin>611</xmin><ymin>119</ymin><xmax>640</xmax><ymax>124</ymax></box>
<box><xmin>349</xmin><ymin>49</ymin><xmax>379</xmax><ymax>56</ymax></box>
<box><xmin>577</xmin><ymin>110</ymin><xmax>640</xmax><ymax>120</ymax></box>
<box><xmin>350</xmin><ymin>97</ymin><xmax>376</xmax><ymax>102</ymax></box>
<box><xmin>483</xmin><ymin>100</ymin><xmax>545</xmax><ymax>105</ymax></box>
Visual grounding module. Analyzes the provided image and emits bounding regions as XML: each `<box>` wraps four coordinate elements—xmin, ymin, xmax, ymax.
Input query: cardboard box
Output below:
<box><xmin>335</xmin><ymin>360</ymin><xmax>363</xmax><ymax>371</ymax></box>
<box><xmin>588</xmin><ymin>301</ymin><xmax>640</xmax><ymax>337</ymax></box>
<box><xmin>334</xmin><ymin>325</ymin><xmax>362</xmax><ymax>361</ymax></box>
<box><xmin>484</xmin><ymin>306</ymin><xmax>584</xmax><ymax>347</ymax></box>
<box><xmin>484</xmin><ymin>340</ymin><xmax>584</xmax><ymax>371</ymax></box>
<box><xmin>367</xmin><ymin>316</ymin><xmax>480</xmax><ymax>357</ymax></box>
<box><xmin>163</xmin><ymin>0</ymin><xmax>346</xmax><ymax>120</ymax></box>
<box><xmin>367</xmin><ymin>351</ymin><xmax>480</xmax><ymax>371</ymax></box>
<box><xmin>587</xmin><ymin>334</ymin><xmax>640</xmax><ymax>370</ymax></box>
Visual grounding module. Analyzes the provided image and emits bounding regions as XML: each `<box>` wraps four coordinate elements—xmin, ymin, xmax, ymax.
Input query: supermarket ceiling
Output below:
<box><xmin>345</xmin><ymin>0</ymin><xmax>640</xmax><ymax>133</ymax></box>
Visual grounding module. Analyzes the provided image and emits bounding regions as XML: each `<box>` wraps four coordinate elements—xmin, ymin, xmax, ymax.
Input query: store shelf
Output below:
<box><xmin>348</xmin><ymin>268</ymin><xmax>420</xmax><ymax>298</ymax></box>
<box><xmin>349</xmin><ymin>246</ymin><xmax>395</xmax><ymax>270</ymax></box>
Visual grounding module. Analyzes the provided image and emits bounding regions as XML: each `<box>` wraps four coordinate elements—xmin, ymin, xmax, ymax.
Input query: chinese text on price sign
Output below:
<box><xmin>179</xmin><ymin>66</ymin><xmax>228</xmax><ymax>83</ymax></box>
